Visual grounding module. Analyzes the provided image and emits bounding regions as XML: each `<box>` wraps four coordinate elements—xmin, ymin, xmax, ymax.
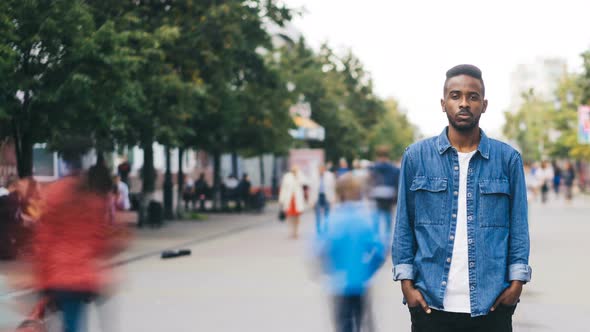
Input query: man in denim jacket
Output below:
<box><xmin>392</xmin><ymin>64</ymin><xmax>531</xmax><ymax>331</ymax></box>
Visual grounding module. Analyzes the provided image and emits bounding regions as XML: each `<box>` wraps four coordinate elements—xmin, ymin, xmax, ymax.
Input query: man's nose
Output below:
<box><xmin>459</xmin><ymin>96</ymin><xmax>470</xmax><ymax>108</ymax></box>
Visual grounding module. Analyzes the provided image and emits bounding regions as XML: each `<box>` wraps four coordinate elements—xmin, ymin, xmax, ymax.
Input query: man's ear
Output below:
<box><xmin>482</xmin><ymin>99</ymin><xmax>488</xmax><ymax>114</ymax></box>
<box><xmin>441</xmin><ymin>98</ymin><xmax>446</xmax><ymax>112</ymax></box>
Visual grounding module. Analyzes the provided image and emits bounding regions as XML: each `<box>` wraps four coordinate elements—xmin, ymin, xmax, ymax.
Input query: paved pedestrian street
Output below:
<box><xmin>2</xmin><ymin>197</ymin><xmax>590</xmax><ymax>331</ymax></box>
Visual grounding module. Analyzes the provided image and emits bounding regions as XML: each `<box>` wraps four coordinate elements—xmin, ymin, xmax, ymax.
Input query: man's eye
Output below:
<box><xmin>470</xmin><ymin>95</ymin><xmax>480</xmax><ymax>101</ymax></box>
<box><xmin>451</xmin><ymin>94</ymin><xmax>459</xmax><ymax>99</ymax></box>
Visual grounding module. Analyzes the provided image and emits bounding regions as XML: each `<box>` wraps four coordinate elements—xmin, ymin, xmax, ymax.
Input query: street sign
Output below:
<box><xmin>579</xmin><ymin>105</ymin><xmax>590</xmax><ymax>144</ymax></box>
<box><xmin>289</xmin><ymin>102</ymin><xmax>312</xmax><ymax>118</ymax></box>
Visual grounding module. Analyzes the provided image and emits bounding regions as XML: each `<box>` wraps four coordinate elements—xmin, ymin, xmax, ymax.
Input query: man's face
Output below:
<box><xmin>441</xmin><ymin>75</ymin><xmax>487</xmax><ymax>132</ymax></box>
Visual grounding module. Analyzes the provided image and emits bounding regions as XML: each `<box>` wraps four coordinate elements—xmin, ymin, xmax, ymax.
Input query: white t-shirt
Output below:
<box><xmin>443</xmin><ymin>150</ymin><xmax>476</xmax><ymax>313</ymax></box>
<box><xmin>117</xmin><ymin>181</ymin><xmax>131</xmax><ymax>210</ymax></box>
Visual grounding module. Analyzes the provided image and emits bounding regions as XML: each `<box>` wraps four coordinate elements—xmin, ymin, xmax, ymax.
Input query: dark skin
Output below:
<box><xmin>401</xmin><ymin>74</ymin><xmax>523</xmax><ymax>314</ymax></box>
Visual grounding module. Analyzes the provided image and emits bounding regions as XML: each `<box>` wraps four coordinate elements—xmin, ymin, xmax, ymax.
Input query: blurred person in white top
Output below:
<box><xmin>538</xmin><ymin>161</ymin><xmax>554</xmax><ymax>204</ymax></box>
<box><xmin>113</xmin><ymin>175</ymin><xmax>131</xmax><ymax>211</ymax></box>
<box><xmin>309</xmin><ymin>164</ymin><xmax>336</xmax><ymax>235</ymax></box>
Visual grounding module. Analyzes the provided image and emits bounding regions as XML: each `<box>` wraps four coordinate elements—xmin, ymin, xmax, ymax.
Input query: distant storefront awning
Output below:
<box><xmin>289</xmin><ymin>116</ymin><xmax>325</xmax><ymax>141</ymax></box>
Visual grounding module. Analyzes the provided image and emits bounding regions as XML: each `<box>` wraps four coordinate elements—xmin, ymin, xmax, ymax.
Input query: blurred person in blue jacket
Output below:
<box><xmin>315</xmin><ymin>173</ymin><xmax>385</xmax><ymax>332</ymax></box>
<box><xmin>369</xmin><ymin>145</ymin><xmax>400</xmax><ymax>238</ymax></box>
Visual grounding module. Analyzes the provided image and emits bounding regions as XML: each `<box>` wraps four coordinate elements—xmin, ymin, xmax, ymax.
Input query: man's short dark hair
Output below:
<box><xmin>444</xmin><ymin>64</ymin><xmax>485</xmax><ymax>96</ymax></box>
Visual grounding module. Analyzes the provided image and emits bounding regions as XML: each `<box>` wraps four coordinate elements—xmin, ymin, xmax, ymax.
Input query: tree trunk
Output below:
<box><xmin>13</xmin><ymin>92</ymin><xmax>34</xmax><ymax>178</ymax></box>
<box><xmin>13</xmin><ymin>119</ymin><xmax>33</xmax><ymax>178</ymax></box>
<box><xmin>176</xmin><ymin>148</ymin><xmax>185</xmax><ymax>218</ymax></box>
<box><xmin>259</xmin><ymin>155</ymin><xmax>265</xmax><ymax>187</ymax></box>
<box><xmin>231</xmin><ymin>152</ymin><xmax>238</xmax><ymax>177</ymax></box>
<box><xmin>96</xmin><ymin>150</ymin><xmax>105</xmax><ymax>166</ymax></box>
<box><xmin>163</xmin><ymin>146</ymin><xmax>174</xmax><ymax>220</ymax></box>
<box><xmin>212</xmin><ymin>150</ymin><xmax>221</xmax><ymax>211</ymax></box>
<box><xmin>141</xmin><ymin>141</ymin><xmax>155</xmax><ymax>193</ymax></box>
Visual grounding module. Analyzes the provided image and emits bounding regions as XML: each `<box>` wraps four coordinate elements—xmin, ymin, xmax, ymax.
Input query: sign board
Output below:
<box><xmin>288</xmin><ymin>126</ymin><xmax>325</xmax><ymax>141</ymax></box>
<box><xmin>288</xmin><ymin>149</ymin><xmax>324</xmax><ymax>183</ymax></box>
<box><xmin>579</xmin><ymin>105</ymin><xmax>590</xmax><ymax>144</ymax></box>
<box><xmin>289</xmin><ymin>102</ymin><xmax>312</xmax><ymax>119</ymax></box>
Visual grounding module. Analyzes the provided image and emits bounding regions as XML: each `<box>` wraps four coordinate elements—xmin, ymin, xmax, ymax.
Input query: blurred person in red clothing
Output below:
<box><xmin>32</xmin><ymin>141</ymin><xmax>126</xmax><ymax>332</ymax></box>
<box><xmin>279</xmin><ymin>165</ymin><xmax>306</xmax><ymax>239</ymax></box>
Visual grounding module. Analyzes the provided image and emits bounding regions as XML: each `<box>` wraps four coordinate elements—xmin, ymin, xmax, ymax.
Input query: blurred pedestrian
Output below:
<box><xmin>309</xmin><ymin>164</ymin><xmax>336</xmax><ymax>235</ymax></box>
<box><xmin>326</xmin><ymin>161</ymin><xmax>335</xmax><ymax>174</ymax></box>
<box><xmin>116</xmin><ymin>157</ymin><xmax>131</xmax><ymax>187</ymax></box>
<box><xmin>336</xmin><ymin>158</ymin><xmax>350</xmax><ymax>178</ymax></box>
<box><xmin>393</xmin><ymin>65</ymin><xmax>530</xmax><ymax>331</ymax></box>
<box><xmin>238</xmin><ymin>173</ymin><xmax>252</xmax><ymax>211</ymax></box>
<box><xmin>0</xmin><ymin>178</ymin><xmax>9</xmax><ymax>196</ymax></box>
<box><xmin>351</xmin><ymin>159</ymin><xmax>371</xmax><ymax>181</ymax></box>
<box><xmin>193</xmin><ymin>173</ymin><xmax>209</xmax><ymax>211</ymax></box>
<box><xmin>369</xmin><ymin>145</ymin><xmax>400</xmax><ymax>238</ymax></box>
<box><xmin>315</xmin><ymin>173</ymin><xmax>385</xmax><ymax>332</ymax></box>
<box><xmin>552</xmin><ymin>160</ymin><xmax>562</xmax><ymax>198</ymax></box>
<box><xmin>182</xmin><ymin>174</ymin><xmax>194</xmax><ymax>210</ymax></box>
<box><xmin>279</xmin><ymin>166</ymin><xmax>306</xmax><ymax>239</ymax></box>
<box><xmin>523</xmin><ymin>162</ymin><xmax>539</xmax><ymax>203</ymax></box>
<box><xmin>538</xmin><ymin>161</ymin><xmax>553</xmax><ymax>204</ymax></box>
<box><xmin>223</xmin><ymin>174</ymin><xmax>239</xmax><ymax>211</ymax></box>
<box><xmin>112</xmin><ymin>175</ymin><xmax>131</xmax><ymax>211</ymax></box>
<box><xmin>577</xmin><ymin>160</ymin><xmax>587</xmax><ymax>192</ymax></box>
<box><xmin>563</xmin><ymin>161</ymin><xmax>576</xmax><ymax>202</ymax></box>
<box><xmin>13</xmin><ymin>176</ymin><xmax>42</xmax><ymax>257</ymax></box>
<box><xmin>32</xmin><ymin>141</ymin><xmax>127</xmax><ymax>332</ymax></box>
<box><xmin>0</xmin><ymin>176</ymin><xmax>21</xmax><ymax>260</ymax></box>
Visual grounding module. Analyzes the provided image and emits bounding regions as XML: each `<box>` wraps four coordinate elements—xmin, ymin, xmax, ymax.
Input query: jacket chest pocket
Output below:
<box><xmin>479</xmin><ymin>179</ymin><xmax>510</xmax><ymax>227</ymax></box>
<box><xmin>410</xmin><ymin>176</ymin><xmax>448</xmax><ymax>225</ymax></box>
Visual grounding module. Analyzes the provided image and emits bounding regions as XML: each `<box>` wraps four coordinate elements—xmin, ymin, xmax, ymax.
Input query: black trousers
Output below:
<box><xmin>333</xmin><ymin>294</ymin><xmax>369</xmax><ymax>332</ymax></box>
<box><xmin>410</xmin><ymin>305</ymin><xmax>516</xmax><ymax>332</ymax></box>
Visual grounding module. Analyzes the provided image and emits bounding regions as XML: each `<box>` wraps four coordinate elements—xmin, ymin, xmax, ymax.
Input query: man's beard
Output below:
<box><xmin>446</xmin><ymin>109</ymin><xmax>480</xmax><ymax>132</ymax></box>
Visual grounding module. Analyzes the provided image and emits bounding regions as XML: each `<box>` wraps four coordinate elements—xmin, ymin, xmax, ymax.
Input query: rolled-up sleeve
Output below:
<box><xmin>392</xmin><ymin>149</ymin><xmax>417</xmax><ymax>281</ymax></box>
<box><xmin>509</xmin><ymin>263</ymin><xmax>532</xmax><ymax>282</ymax></box>
<box><xmin>508</xmin><ymin>152</ymin><xmax>532</xmax><ymax>282</ymax></box>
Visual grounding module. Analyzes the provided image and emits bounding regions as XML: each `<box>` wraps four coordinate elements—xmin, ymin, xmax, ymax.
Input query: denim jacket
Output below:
<box><xmin>392</xmin><ymin>128</ymin><xmax>531</xmax><ymax>317</ymax></box>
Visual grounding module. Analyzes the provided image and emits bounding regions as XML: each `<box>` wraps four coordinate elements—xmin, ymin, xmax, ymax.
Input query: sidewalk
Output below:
<box><xmin>0</xmin><ymin>204</ymin><xmax>278</xmax><ymax>330</ymax></box>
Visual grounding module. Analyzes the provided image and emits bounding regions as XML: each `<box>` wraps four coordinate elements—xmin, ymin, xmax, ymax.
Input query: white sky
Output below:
<box><xmin>284</xmin><ymin>0</ymin><xmax>590</xmax><ymax>137</ymax></box>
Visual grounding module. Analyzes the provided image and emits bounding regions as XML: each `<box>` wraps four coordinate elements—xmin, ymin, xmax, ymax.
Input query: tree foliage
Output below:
<box><xmin>274</xmin><ymin>39</ymin><xmax>418</xmax><ymax>163</ymax></box>
<box><xmin>503</xmin><ymin>72</ymin><xmax>590</xmax><ymax>162</ymax></box>
<box><xmin>1</xmin><ymin>0</ymin><xmax>420</xmax><ymax>185</ymax></box>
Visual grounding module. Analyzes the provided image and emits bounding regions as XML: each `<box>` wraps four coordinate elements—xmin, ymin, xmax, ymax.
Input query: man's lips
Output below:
<box><xmin>456</xmin><ymin>112</ymin><xmax>472</xmax><ymax>119</ymax></box>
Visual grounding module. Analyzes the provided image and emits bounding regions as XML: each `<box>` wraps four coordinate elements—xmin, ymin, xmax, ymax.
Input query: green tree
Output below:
<box><xmin>274</xmin><ymin>40</ymin><xmax>417</xmax><ymax>163</ymax></box>
<box><xmin>274</xmin><ymin>40</ymin><xmax>365</xmax><ymax>162</ymax></box>
<box><xmin>502</xmin><ymin>90</ymin><xmax>553</xmax><ymax>162</ymax></box>
<box><xmin>0</xmin><ymin>0</ymin><xmax>143</xmax><ymax>176</ymax></box>
<box><xmin>549</xmin><ymin>73</ymin><xmax>590</xmax><ymax>160</ymax></box>
<box><xmin>171</xmin><ymin>0</ymin><xmax>293</xmax><ymax>208</ymax></box>
<box><xmin>1</xmin><ymin>0</ymin><xmax>96</xmax><ymax>176</ymax></box>
<box><xmin>369</xmin><ymin>98</ymin><xmax>417</xmax><ymax>161</ymax></box>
